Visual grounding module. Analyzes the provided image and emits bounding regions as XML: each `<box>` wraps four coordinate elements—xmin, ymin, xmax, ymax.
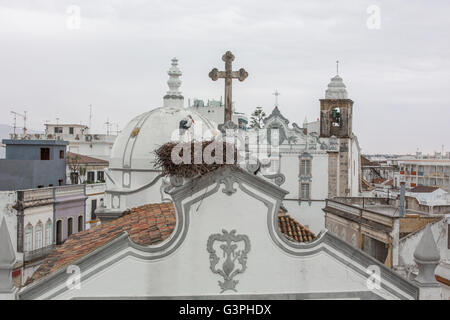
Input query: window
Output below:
<box><xmin>67</xmin><ymin>218</ymin><xmax>73</xmax><ymax>237</ymax></box>
<box><xmin>448</xmin><ymin>224</ymin><xmax>450</xmax><ymax>250</ymax></box>
<box><xmin>40</xmin><ymin>148</ymin><xmax>50</xmax><ymax>160</ymax></box>
<box><xmin>301</xmin><ymin>183</ymin><xmax>310</xmax><ymax>199</ymax></box>
<box><xmin>59</xmin><ymin>150</ymin><xmax>64</xmax><ymax>159</ymax></box>
<box><xmin>78</xmin><ymin>216</ymin><xmax>83</xmax><ymax>232</ymax></box>
<box><xmin>331</xmin><ymin>107</ymin><xmax>341</xmax><ymax>127</ymax></box>
<box><xmin>35</xmin><ymin>223</ymin><xmax>43</xmax><ymax>249</ymax></box>
<box><xmin>91</xmin><ymin>199</ymin><xmax>97</xmax><ymax>220</ymax></box>
<box><xmin>97</xmin><ymin>171</ymin><xmax>105</xmax><ymax>181</ymax></box>
<box><xmin>24</xmin><ymin>224</ymin><xmax>33</xmax><ymax>252</ymax></box>
<box><xmin>56</xmin><ymin>220</ymin><xmax>62</xmax><ymax>245</ymax></box>
<box><xmin>54</xmin><ymin>127</ymin><xmax>63</xmax><ymax>133</ymax></box>
<box><xmin>300</xmin><ymin>159</ymin><xmax>311</xmax><ymax>176</ymax></box>
<box><xmin>45</xmin><ymin>220</ymin><xmax>52</xmax><ymax>246</ymax></box>
<box><xmin>87</xmin><ymin>171</ymin><xmax>95</xmax><ymax>183</ymax></box>
<box><xmin>69</xmin><ymin>127</ymin><xmax>74</xmax><ymax>134</ymax></box>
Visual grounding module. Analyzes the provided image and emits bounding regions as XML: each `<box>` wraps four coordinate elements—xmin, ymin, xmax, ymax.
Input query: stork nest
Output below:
<box><xmin>154</xmin><ymin>141</ymin><xmax>238</xmax><ymax>178</ymax></box>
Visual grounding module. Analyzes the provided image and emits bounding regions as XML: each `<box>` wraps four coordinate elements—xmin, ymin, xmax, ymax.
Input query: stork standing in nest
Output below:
<box><xmin>179</xmin><ymin>115</ymin><xmax>195</xmax><ymax>140</ymax></box>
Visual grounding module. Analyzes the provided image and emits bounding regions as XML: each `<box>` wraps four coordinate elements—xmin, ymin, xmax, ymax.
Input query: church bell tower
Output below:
<box><xmin>319</xmin><ymin>70</ymin><xmax>353</xmax><ymax>138</ymax></box>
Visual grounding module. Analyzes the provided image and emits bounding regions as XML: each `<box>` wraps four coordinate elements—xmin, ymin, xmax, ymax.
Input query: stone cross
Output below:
<box><xmin>273</xmin><ymin>90</ymin><xmax>280</xmax><ymax>106</ymax></box>
<box><xmin>209</xmin><ymin>51</ymin><xmax>248</xmax><ymax>123</ymax></box>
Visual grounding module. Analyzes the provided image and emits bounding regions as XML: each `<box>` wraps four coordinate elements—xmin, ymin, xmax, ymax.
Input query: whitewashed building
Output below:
<box><xmin>9</xmin><ymin>124</ymin><xmax>116</xmax><ymax>161</ymax></box>
<box><xmin>244</xmin><ymin>74</ymin><xmax>361</xmax><ymax>232</ymax></box>
<box><xmin>396</xmin><ymin>159</ymin><xmax>450</xmax><ymax>192</ymax></box>
<box><xmin>188</xmin><ymin>98</ymin><xmax>249</xmax><ymax>130</ymax></box>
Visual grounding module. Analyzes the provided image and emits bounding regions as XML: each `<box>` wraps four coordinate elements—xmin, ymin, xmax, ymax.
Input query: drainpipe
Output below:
<box><xmin>399</xmin><ymin>182</ymin><xmax>405</xmax><ymax>217</ymax></box>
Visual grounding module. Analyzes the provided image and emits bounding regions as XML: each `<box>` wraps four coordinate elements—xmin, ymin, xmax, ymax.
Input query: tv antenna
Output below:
<box><xmin>10</xmin><ymin>110</ymin><xmax>27</xmax><ymax>135</ymax></box>
<box><xmin>105</xmin><ymin>118</ymin><xmax>112</xmax><ymax>135</ymax></box>
<box><xmin>89</xmin><ymin>104</ymin><xmax>93</xmax><ymax>129</ymax></box>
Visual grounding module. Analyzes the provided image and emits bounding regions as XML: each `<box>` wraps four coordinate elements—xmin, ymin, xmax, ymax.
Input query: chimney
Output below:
<box><xmin>399</xmin><ymin>182</ymin><xmax>405</xmax><ymax>217</ymax></box>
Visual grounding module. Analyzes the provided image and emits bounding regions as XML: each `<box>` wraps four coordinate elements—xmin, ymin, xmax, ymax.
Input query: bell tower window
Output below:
<box><xmin>331</xmin><ymin>107</ymin><xmax>341</xmax><ymax>127</ymax></box>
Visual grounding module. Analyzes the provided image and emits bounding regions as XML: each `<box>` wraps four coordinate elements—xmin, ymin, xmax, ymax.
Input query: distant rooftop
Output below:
<box><xmin>67</xmin><ymin>152</ymin><xmax>109</xmax><ymax>165</ymax></box>
<box><xmin>2</xmin><ymin>139</ymin><xmax>69</xmax><ymax>146</ymax></box>
<box><xmin>399</xmin><ymin>159</ymin><xmax>450</xmax><ymax>163</ymax></box>
<box><xmin>409</xmin><ymin>186</ymin><xmax>442</xmax><ymax>193</ymax></box>
<box><xmin>45</xmin><ymin>124</ymin><xmax>88</xmax><ymax>128</ymax></box>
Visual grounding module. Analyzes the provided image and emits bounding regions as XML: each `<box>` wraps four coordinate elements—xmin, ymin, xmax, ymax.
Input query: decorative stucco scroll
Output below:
<box><xmin>207</xmin><ymin>229</ymin><xmax>251</xmax><ymax>293</ymax></box>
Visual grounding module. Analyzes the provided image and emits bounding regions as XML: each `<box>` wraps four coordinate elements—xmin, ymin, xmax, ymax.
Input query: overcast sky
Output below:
<box><xmin>0</xmin><ymin>0</ymin><xmax>449</xmax><ymax>154</ymax></box>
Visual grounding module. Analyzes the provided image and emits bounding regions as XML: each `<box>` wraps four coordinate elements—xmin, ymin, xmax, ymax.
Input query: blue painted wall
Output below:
<box><xmin>0</xmin><ymin>140</ymin><xmax>68</xmax><ymax>191</ymax></box>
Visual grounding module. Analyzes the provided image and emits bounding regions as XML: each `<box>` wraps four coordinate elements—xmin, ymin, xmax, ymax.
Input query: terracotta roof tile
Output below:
<box><xmin>373</xmin><ymin>178</ymin><xmax>387</xmax><ymax>184</ymax></box>
<box><xmin>25</xmin><ymin>202</ymin><xmax>176</xmax><ymax>286</ymax></box>
<box><xmin>66</xmin><ymin>152</ymin><xmax>109</xmax><ymax>165</ymax></box>
<box><xmin>277</xmin><ymin>211</ymin><xmax>315</xmax><ymax>243</ymax></box>
<box><xmin>410</xmin><ymin>186</ymin><xmax>440</xmax><ymax>193</ymax></box>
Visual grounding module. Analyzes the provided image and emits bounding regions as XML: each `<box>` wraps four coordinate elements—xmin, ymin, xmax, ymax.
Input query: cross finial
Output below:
<box><xmin>273</xmin><ymin>90</ymin><xmax>280</xmax><ymax>106</ymax></box>
<box><xmin>209</xmin><ymin>51</ymin><xmax>248</xmax><ymax>123</ymax></box>
<box><xmin>336</xmin><ymin>60</ymin><xmax>339</xmax><ymax>75</ymax></box>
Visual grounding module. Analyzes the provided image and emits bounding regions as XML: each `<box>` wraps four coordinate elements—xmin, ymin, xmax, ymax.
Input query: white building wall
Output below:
<box><xmin>283</xmin><ymin>200</ymin><xmax>326</xmax><ymax>234</ymax></box>
<box><xmin>85</xmin><ymin>183</ymin><xmax>106</xmax><ymax>229</ymax></box>
<box><xmin>279</xmin><ymin>152</ymin><xmax>329</xmax><ymax>201</ymax></box>
<box><xmin>311</xmin><ymin>153</ymin><xmax>329</xmax><ymax>199</ymax></box>
<box><xmin>280</xmin><ymin>155</ymin><xmax>299</xmax><ymax>199</ymax></box>
<box><xmin>24</xmin><ymin>205</ymin><xmax>53</xmax><ymax>251</ymax></box>
<box><xmin>351</xmin><ymin>138</ymin><xmax>361</xmax><ymax>196</ymax></box>
<box><xmin>69</xmin><ymin>143</ymin><xmax>113</xmax><ymax>160</ymax></box>
<box><xmin>398</xmin><ymin>219</ymin><xmax>447</xmax><ymax>268</ymax></box>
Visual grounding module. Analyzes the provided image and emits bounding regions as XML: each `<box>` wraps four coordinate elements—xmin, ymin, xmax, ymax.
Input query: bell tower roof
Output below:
<box><xmin>325</xmin><ymin>75</ymin><xmax>348</xmax><ymax>99</ymax></box>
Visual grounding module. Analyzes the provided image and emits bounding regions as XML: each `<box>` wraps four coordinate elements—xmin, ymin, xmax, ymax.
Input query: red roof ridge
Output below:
<box><xmin>410</xmin><ymin>186</ymin><xmax>441</xmax><ymax>193</ymax></box>
<box><xmin>66</xmin><ymin>152</ymin><xmax>109</xmax><ymax>165</ymax></box>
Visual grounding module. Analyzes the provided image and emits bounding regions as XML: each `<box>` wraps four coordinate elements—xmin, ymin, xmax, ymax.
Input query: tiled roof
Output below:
<box><xmin>410</xmin><ymin>186</ymin><xmax>440</xmax><ymax>193</ymax></box>
<box><xmin>25</xmin><ymin>202</ymin><xmax>175</xmax><ymax>286</ymax></box>
<box><xmin>66</xmin><ymin>152</ymin><xmax>109</xmax><ymax>165</ymax></box>
<box><xmin>278</xmin><ymin>211</ymin><xmax>315</xmax><ymax>243</ymax></box>
<box><xmin>361</xmin><ymin>156</ymin><xmax>379</xmax><ymax>166</ymax></box>
<box><xmin>373</xmin><ymin>178</ymin><xmax>387</xmax><ymax>184</ymax></box>
<box><xmin>25</xmin><ymin>203</ymin><xmax>314</xmax><ymax>286</ymax></box>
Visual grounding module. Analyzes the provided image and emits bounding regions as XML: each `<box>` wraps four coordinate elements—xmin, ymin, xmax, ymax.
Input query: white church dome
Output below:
<box><xmin>325</xmin><ymin>75</ymin><xmax>348</xmax><ymax>99</ymax></box>
<box><xmin>109</xmin><ymin>107</ymin><xmax>217</xmax><ymax>170</ymax></box>
<box><xmin>109</xmin><ymin>58</ymin><xmax>217</xmax><ymax>170</ymax></box>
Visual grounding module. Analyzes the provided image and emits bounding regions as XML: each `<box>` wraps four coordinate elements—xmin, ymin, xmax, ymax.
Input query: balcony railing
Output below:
<box><xmin>23</xmin><ymin>244</ymin><xmax>56</xmax><ymax>263</ymax></box>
